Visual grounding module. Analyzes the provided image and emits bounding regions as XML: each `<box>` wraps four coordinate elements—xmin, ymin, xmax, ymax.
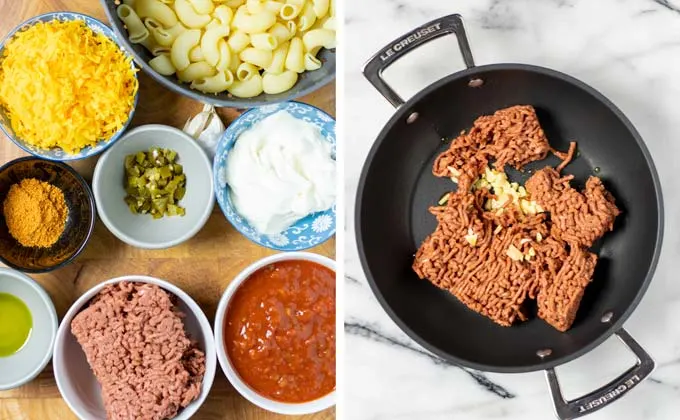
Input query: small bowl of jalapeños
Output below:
<box><xmin>93</xmin><ymin>124</ymin><xmax>215</xmax><ymax>249</ymax></box>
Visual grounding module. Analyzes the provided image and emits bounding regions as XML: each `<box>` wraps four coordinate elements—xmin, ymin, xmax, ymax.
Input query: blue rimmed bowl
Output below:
<box><xmin>0</xmin><ymin>12</ymin><xmax>139</xmax><ymax>161</ymax></box>
<box><xmin>214</xmin><ymin>101</ymin><xmax>336</xmax><ymax>251</ymax></box>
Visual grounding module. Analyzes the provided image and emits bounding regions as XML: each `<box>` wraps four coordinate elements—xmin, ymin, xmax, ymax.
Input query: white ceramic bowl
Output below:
<box><xmin>93</xmin><ymin>125</ymin><xmax>214</xmax><ymax>249</ymax></box>
<box><xmin>0</xmin><ymin>267</ymin><xmax>57</xmax><ymax>391</ymax></box>
<box><xmin>214</xmin><ymin>252</ymin><xmax>336</xmax><ymax>415</ymax></box>
<box><xmin>53</xmin><ymin>275</ymin><xmax>217</xmax><ymax>420</ymax></box>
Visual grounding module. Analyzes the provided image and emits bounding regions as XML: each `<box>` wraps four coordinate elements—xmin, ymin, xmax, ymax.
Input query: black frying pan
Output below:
<box><xmin>356</xmin><ymin>14</ymin><xmax>663</xmax><ymax>419</ymax></box>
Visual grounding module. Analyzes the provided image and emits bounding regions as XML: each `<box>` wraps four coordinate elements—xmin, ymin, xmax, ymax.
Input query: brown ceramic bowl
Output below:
<box><xmin>0</xmin><ymin>157</ymin><xmax>96</xmax><ymax>272</ymax></box>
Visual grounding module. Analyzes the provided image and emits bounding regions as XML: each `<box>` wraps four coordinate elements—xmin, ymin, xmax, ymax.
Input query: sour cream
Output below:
<box><xmin>225</xmin><ymin>111</ymin><xmax>336</xmax><ymax>235</ymax></box>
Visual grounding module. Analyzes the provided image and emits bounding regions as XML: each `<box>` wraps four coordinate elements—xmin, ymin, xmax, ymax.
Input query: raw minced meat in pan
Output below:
<box><xmin>71</xmin><ymin>281</ymin><xmax>205</xmax><ymax>420</ymax></box>
<box><xmin>433</xmin><ymin>105</ymin><xmax>552</xmax><ymax>191</ymax></box>
<box><xmin>413</xmin><ymin>105</ymin><xmax>619</xmax><ymax>332</ymax></box>
<box><xmin>525</xmin><ymin>166</ymin><xmax>620</xmax><ymax>249</ymax></box>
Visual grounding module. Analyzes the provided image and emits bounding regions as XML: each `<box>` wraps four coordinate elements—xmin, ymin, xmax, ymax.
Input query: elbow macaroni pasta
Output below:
<box><xmin>263</xmin><ymin>70</ymin><xmax>298</xmax><ymax>94</ymax></box>
<box><xmin>189</xmin><ymin>46</ymin><xmax>205</xmax><ymax>62</ymax></box>
<box><xmin>135</xmin><ymin>0</ymin><xmax>178</xmax><ymax>27</ymax></box>
<box><xmin>246</xmin><ymin>0</ymin><xmax>265</xmax><ymax>14</ymax></box>
<box><xmin>228</xmin><ymin>30</ymin><xmax>251</xmax><ymax>53</ymax></box>
<box><xmin>297</xmin><ymin>2</ymin><xmax>316</xmax><ymax>32</ymax></box>
<box><xmin>236</xmin><ymin>62</ymin><xmax>260</xmax><ymax>81</ymax></box>
<box><xmin>216</xmin><ymin>40</ymin><xmax>232</xmax><ymax>71</ymax></box>
<box><xmin>250</xmin><ymin>33</ymin><xmax>278</xmax><ymax>50</ymax></box>
<box><xmin>165</xmin><ymin>23</ymin><xmax>188</xmax><ymax>42</ymax></box>
<box><xmin>144</xmin><ymin>18</ymin><xmax>175</xmax><ymax>47</ymax></box>
<box><xmin>201</xmin><ymin>26</ymin><xmax>230</xmax><ymax>66</ymax></box>
<box><xmin>171</xmin><ymin>29</ymin><xmax>201</xmax><ymax>71</ymax></box>
<box><xmin>177</xmin><ymin>61</ymin><xmax>216</xmax><ymax>82</ymax></box>
<box><xmin>149</xmin><ymin>54</ymin><xmax>176</xmax><ymax>75</ymax></box>
<box><xmin>228</xmin><ymin>74</ymin><xmax>263</xmax><ymax>97</ymax></box>
<box><xmin>321</xmin><ymin>16</ymin><xmax>335</xmax><ymax>30</ymax></box>
<box><xmin>313</xmin><ymin>0</ymin><xmax>330</xmax><ymax>18</ymax></box>
<box><xmin>268</xmin><ymin>22</ymin><xmax>293</xmax><ymax>44</ymax></box>
<box><xmin>280</xmin><ymin>4</ymin><xmax>301</xmax><ymax>20</ymax></box>
<box><xmin>265</xmin><ymin>1</ymin><xmax>284</xmax><ymax>14</ymax></box>
<box><xmin>304</xmin><ymin>52</ymin><xmax>322</xmax><ymax>70</ymax></box>
<box><xmin>140</xmin><ymin>36</ymin><xmax>170</xmax><ymax>56</ymax></box>
<box><xmin>175</xmin><ymin>0</ymin><xmax>211</xmax><ymax>28</ymax></box>
<box><xmin>117</xmin><ymin>0</ymin><xmax>335</xmax><ymax>96</ymax></box>
<box><xmin>267</xmin><ymin>41</ymin><xmax>289</xmax><ymax>74</ymax></box>
<box><xmin>208</xmin><ymin>6</ymin><xmax>234</xmax><ymax>31</ymax></box>
<box><xmin>240</xmin><ymin>47</ymin><xmax>273</xmax><ymax>69</ymax></box>
<box><xmin>285</xmin><ymin>36</ymin><xmax>304</xmax><ymax>73</ymax></box>
<box><xmin>232</xmin><ymin>8</ymin><xmax>277</xmax><ymax>34</ymax></box>
<box><xmin>188</xmin><ymin>0</ymin><xmax>214</xmax><ymax>14</ymax></box>
<box><xmin>192</xmin><ymin>70</ymin><xmax>235</xmax><ymax>93</ymax></box>
<box><xmin>117</xmin><ymin>5</ymin><xmax>149</xmax><ymax>44</ymax></box>
<box><xmin>222</xmin><ymin>0</ymin><xmax>246</xmax><ymax>7</ymax></box>
<box><xmin>229</xmin><ymin>52</ymin><xmax>242</xmax><ymax>73</ymax></box>
<box><xmin>302</xmin><ymin>28</ymin><xmax>335</xmax><ymax>52</ymax></box>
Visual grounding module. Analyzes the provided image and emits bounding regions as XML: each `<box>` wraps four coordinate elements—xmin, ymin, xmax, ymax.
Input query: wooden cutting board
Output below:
<box><xmin>0</xmin><ymin>1</ymin><xmax>336</xmax><ymax>419</ymax></box>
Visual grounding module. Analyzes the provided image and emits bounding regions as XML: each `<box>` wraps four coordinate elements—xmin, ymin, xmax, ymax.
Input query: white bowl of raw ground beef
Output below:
<box><xmin>52</xmin><ymin>275</ymin><xmax>217</xmax><ymax>420</ymax></box>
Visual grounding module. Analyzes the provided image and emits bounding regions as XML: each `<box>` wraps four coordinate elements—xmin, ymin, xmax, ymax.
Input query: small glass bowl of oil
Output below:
<box><xmin>0</xmin><ymin>267</ymin><xmax>57</xmax><ymax>391</ymax></box>
<box><xmin>0</xmin><ymin>292</ymin><xmax>32</xmax><ymax>356</ymax></box>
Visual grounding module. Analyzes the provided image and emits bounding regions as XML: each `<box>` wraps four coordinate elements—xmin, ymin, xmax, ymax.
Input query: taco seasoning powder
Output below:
<box><xmin>3</xmin><ymin>178</ymin><xmax>68</xmax><ymax>248</ymax></box>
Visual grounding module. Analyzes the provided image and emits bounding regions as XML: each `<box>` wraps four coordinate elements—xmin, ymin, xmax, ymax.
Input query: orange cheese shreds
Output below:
<box><xmin>0</xmin><ymin>20</ymin><xmax>138</xmax><ymax>154</ymax></box>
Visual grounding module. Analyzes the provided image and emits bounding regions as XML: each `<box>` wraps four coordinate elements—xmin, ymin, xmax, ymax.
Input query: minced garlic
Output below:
<box><xmin>473</xmin><ymin>166</ymin><xmax>543</xmax><ymax>216</ymax></box>
<box><xmin>464</xmin><ymin>227</ymin><xmax>477</xmax><ymax>246</ymax></box>
<box><xmin>448</xmin><ymin>166</ymin><xmax>461</xmax><ymax>183</ymax></box>
<box><xmin>506</xmin><ymin>244</ymin><xmax>524</xmax><ymax>261</ymax></box>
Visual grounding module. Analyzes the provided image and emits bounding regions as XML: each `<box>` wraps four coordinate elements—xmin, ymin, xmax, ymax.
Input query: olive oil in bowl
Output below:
<box><xmin>0</xmin><ymin>292</ymin><xmax>32</xmax><ymax>357</ymax></box>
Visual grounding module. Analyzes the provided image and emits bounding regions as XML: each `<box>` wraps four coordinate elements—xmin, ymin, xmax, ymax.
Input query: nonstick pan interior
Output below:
<box><xmin>356</xmin><ymin>64</ymin><xmax>662</xmax><ymax>372</ymax></box>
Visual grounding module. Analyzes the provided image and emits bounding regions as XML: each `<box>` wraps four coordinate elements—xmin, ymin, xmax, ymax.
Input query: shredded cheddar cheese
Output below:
<box><xmin>0</xmin><ymin>20</ymin><xmax>138</xmax><ymax>154</ymax></box>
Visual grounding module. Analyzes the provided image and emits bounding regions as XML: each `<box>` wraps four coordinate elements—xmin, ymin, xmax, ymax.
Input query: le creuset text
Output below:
<box><xmin>577</xmin><ymin>375</ymin><xmax>641</xmax><ymax>413</ymax></box>
<box><xmin>379</xmin><ymin>23</ymin><xmax>442</xmax><ymax>61</ymax></box>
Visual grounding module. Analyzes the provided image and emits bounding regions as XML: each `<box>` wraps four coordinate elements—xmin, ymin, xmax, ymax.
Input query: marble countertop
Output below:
<box><xmin>344</xmin><ymin>0</ymin><xmax>680</xmax><ymax>419</ymax></box>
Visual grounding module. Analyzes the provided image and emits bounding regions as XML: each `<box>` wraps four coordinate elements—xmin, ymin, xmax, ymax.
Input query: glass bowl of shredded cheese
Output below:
<box><xmin>0</xmin><ymin>12</ymin><xmax>139</xmax><ymax>161</ymax></box>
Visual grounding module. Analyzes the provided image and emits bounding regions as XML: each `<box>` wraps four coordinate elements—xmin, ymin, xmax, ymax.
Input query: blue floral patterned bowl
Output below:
<box><xmin>214</xmin><ymin>102</ymin><xmax>336</xmax><ymax>251</ymax></box>
<box><xmin>0</xmin><ymin>12</ymin><xmax>138</xmax><ymax>161</ymax></box>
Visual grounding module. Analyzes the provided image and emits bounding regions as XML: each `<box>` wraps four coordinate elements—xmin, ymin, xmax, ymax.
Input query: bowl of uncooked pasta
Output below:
<box><xmin>100</xmin><ymin>0</ymin><xmax>336</xmax><ymax>107</ymax></box>
<box><xmin>0</xmin><ymin>12</ymin><xmax>139</xmax><ymax>161</ymax></box>
<box><xmin>214</xmin><ymin>101</ymin><xmax>336</xmax><ymax>251</ymax></box>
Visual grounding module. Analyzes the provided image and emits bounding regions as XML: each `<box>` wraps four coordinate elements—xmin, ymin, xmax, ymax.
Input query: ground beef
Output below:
<box><xmin>413</xmin><ymin>191</ymin><xmax>548</xmax><ymax>326</ymax></box>
<box><xmin>536</xmin><ymin>246</ymin><xmax>597</xmax><ymax>332</ymax></box>
<box><xmin>413</xmin><ymin>189</ymin><xmax>598</xmax><ymax>329</ymax></box>
<box><xmin>414</xmin><ymin>106</ymin><xmax>619</xmax><ymax>332</ymax></box>
<box><xmin>433</xmin><ymin>105</ymin><xmax>551</xmax><ymax>191</ymax></box>
<box><xmin>71</xmin><ymin>282</ymin><xmax>206</xmax><ymax>420</ymax></box>
<box><xmin>525</xmin><ymin>167</ymin><xmax>620</xmax><ymax>248</ymax></box>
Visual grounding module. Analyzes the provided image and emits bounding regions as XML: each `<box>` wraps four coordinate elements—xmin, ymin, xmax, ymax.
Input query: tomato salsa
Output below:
<box><xmin>224</xmin><ymin>260</ymin><xmax>336</xmax><ymax>403</ymax></box>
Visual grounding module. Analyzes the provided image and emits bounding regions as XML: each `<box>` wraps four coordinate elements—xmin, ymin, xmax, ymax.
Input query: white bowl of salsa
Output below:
<box><xmin>214</xmin><ymin>252</ymin><xmax>336</xmax><ymax>415</ymax></box>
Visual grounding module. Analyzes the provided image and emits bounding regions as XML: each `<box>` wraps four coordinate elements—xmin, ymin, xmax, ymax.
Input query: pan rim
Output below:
<box><xmin>354</xmin><ymin>62</ymin><xmax>664</xmax><ymax>373</ymax></box>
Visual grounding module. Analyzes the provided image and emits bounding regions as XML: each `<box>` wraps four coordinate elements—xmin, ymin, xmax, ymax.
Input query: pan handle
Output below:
<box><xmin>362</xmin><ymin>14</ymin><xmax>475</xmax><ymax>108</ymax></box>
<box><xmin>545</xmin><ymin>328</ymin><xmax>654</xmax><ymax>420</ymax></box>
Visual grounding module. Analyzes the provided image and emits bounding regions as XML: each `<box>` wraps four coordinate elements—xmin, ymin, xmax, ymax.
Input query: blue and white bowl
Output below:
<box><xmin>214</xmin><ymin>101</ymin><xmax>336</xmax><ymax>251</ymax></box>
<box><xmin>0</xmin><ymin>12</ymin><xmax>139</xmax><ymax>161</ymax></box>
